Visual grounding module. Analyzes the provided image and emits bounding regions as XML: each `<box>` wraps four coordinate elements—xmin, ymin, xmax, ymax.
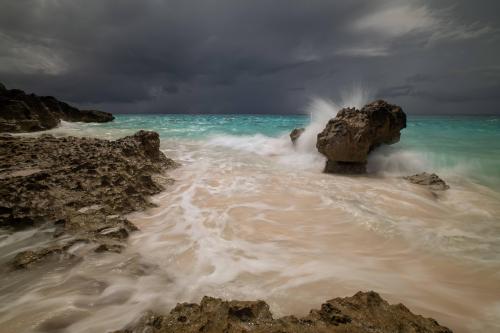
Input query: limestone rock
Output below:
<box><xmin>317</xmin><ymin>100</ymin><xmax>406</xmax><ymax>174</ymax></box>
<box><xmin>404</xmin><ymin>172</ymin><xmax>450</xmax><ymax>191</ymax></box>
<box><xmin>115</xmin><ymin>291</ymin><xmax>451</xmax><ymax>333</ymax></box>
<box><xmin>0</xmin><ymin>131</ymin><xmax>178</xmax><ymax>268</ymax></box>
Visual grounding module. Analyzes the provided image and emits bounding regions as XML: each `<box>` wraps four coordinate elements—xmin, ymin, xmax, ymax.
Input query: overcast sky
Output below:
<box><xmin>1</xmin><ymin>0</ymin><xmax>499</xmax><ymax>114</ymax></box>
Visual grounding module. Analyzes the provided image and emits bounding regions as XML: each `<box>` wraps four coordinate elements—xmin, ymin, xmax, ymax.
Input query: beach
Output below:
<box><xmin>1</xmin><ymin>113</ymin><xmax>499</xmax><ymax>332</ymax></box>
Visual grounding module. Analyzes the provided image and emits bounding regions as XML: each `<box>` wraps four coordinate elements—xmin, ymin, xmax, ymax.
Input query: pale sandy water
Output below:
<box><xmin>0</xmin><ymin>117</ymin><xmax>499</xmax><ymax>333</ymax></box>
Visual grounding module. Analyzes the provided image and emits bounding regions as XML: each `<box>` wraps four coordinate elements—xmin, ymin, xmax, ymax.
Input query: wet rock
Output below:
<box><xmin>94</xmin><ymin>243</ymin><xmax>125</xmax><ymax>253</ymax></box>
<box><xmin>11</xmin><ymin>239</ymin><xmax>87</xmax><ymax>269</ymax></box>
<box><xmin>115</xmin><ymin>292</ymin><xmax>451</xmax><ymax>333</ymax></box>
<box><xmin>290</xmin><ymin>127</ymin><xmax>305</xmax><ymax>144</ymax></box>
<box><xmin>61</xmin><ymin>211</ymin><xmax>138</xmax><ymax>239</ymax></box>
<box><xmin>404</xmin><ymin>172</ymin><xmax>450</xmax><ymax>191</ymax></box>
<box><xmin>0</xmin><ymin>131</ymin><xmax>177</xmax><ymax>229</ymax></box>
<box><xmin>324</xmin><ymin>161</ymin><xmax>368</xmax><ymax>174</ymax></box>
<box><xmin>317</xmin><ymin>100</ymin><xmax>406</xmax><ymax>174</ymax></box>
<box><xmin>36</xmin><ymin>308</ymin><xmax>91</xmax><ymax>332</ymax></box>
<box><xmin>0</xmin><ymin>83</ymin><xmax>113</xmax><ymax>133</ymax></box>
<box><xmin>0</xmin><ymin>131</ymin><xmax>177</xmax><ymax>268</ymax></box>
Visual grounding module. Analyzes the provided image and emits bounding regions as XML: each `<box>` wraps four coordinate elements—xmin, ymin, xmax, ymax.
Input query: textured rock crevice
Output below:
<box><xmin>115</xmin><ymin>291</ymin><xmax>452</xmax><ymax>333</ymax></box>
<box><xmin>0</xmin><ymin>83</ymin><xmax>114</xmax><ymax>133</ymax></box>
<box><xmin>0</xmin><ymin>131</ymin><xmax>178</xmax><ymax>268</ymax></box>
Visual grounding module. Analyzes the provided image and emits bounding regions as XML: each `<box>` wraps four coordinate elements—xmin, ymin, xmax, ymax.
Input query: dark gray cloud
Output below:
<box><xmin>1</xmin><ymin>0</ymin><xmax>499</xmax><ymax>114</ymax></box>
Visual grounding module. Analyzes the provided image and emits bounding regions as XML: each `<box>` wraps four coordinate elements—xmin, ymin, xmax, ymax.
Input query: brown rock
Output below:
<box><xmin>0</xmin><ymin>83</ymin><xmax>114</xmax><ymax>133</ymax></box>
<box><xmin>94</xmin><ymin>243</ymin><xmax>125</xmax><ymax>253</ymax></box>
<box><xmin>11</xmin><ymin>239</ymin><xmax>87</xmax><ymax>269</ymax></box>
<box><xmin>323</xmin><ymin>161</ymin><xmax>368</xmax><ymax>174</ymax></box>
<box><xmin>404</xmin><ymin>172</ymin><xmax>450</xmax><ymax>191</ymax></box>
<box><xmin>0</xmin><ymin>131</ymin><xmax>178</xmax><ymax>268</ymax></box>
<box><xmin>114</xmin><ymin>292</ymin><xmax>451</xmax><ymax>333</ymax></box>
<box><xmin>317</xmin><ymin>100</ymin><xmax>406</xmax><ymax>174</ymax></box>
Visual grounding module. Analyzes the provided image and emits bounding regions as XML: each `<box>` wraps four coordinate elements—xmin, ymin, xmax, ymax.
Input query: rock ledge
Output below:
<box><xmin>0</xmin><ymin>83</ymin><xmax>114</xmax><ymax>132</ymax></box>
<box><xmin>115</xmin><ymin>291</ymin><xmax>452</xmax><ymax>333</ymax></box>
<box><xmin>0</xmin><ymin>131</ymin><xmax>178</xmax><ymax>268</ymax></box>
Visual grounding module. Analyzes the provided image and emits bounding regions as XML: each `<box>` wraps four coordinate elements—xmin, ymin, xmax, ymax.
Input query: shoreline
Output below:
<box><xmin>0</xmin><ymin>129</ymin><xmax>455</xmax><ymax>332</ymax></box>
<box><xmin>1</xmin><ymin>106</ymin><xmax>499</xmax><ymax>332</ymax></box>
<box><xmin>0</xmin><ymin>130</ymin><xmax>177</xmax><ymax>267</ymax></box>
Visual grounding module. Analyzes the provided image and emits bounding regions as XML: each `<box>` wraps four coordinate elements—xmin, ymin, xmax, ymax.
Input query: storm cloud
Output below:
<box><xmin>1</xmin><ymin>0</ymin><xmax>499</xmax><ymax>114</ymax></box>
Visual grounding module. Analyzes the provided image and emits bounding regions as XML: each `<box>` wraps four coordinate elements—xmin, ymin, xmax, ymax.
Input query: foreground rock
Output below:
<box><xmin>0</xmin><ymin>83</ymin><xmax>114</xmax><ymax>133</ymax></box>
<box><xmin>289</xmin><ymin>127</ymin><xmax>305</xmax><ymax>144</ymax></box>
<box><xmin>317</xmin><ymin>100</ymin><xmax>406</xmax><ymax>174</ymax></box>
<box><xmin>115</xmin><ymin>291</ymin><xmax>451</xmax><ymax>333</ymax></box>
<box><xmin>404</xmin><ymin>172</ymin><xmax>450</xmax><ymax>191</ymax></box>
<box><xmin>0</xmin><ymin>131</ymin><xmax>178</xmax><ymax>268</ymax></box>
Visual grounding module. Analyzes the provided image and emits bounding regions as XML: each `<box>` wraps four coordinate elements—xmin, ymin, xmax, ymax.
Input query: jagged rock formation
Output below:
<box><xmin>115</xmin><ymin>291</ymin><xmax>452</xmax><ymax>333</ymax></box>
<box><xmin>0</xmin><ymin>83</ymin><xmax>114</xmax><ymax>132</ymax></box>
<box><xmin>0</xmin><ymin>131</ymin><xmax>178</xmax><ymax>268</ymax></box>
<box><xmin>316</xmin><ymin>100</ymin><xmax>406</xmax><ymax>174</ymax></box>
<box><xmin>404</xmin><ymin>172</ymin><xmax>450</xmax><ymax>191</ymax></box>
<box><xmin>290</xmin><ymin>127</ymin><xmax>305</xmax><ymax>144</ymax></box>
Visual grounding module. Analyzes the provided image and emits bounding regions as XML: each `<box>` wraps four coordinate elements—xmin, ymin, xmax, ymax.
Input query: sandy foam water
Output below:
<box><xmin>121</xmin><ymin>140</ymin><xmax>500</xmax><ymax>333</ymax></box>
<box><xmin>206</xmin><ymin>133</ymin><xmax>327</xmax><ymax>172</ymax></box>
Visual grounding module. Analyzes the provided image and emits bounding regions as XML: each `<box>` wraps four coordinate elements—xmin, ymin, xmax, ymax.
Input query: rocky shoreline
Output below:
<box><xmin>0</xmin><ymin>132</ymin><xmax>452</xmax><ymax>332</ymax></box>
<box><xmin>290</xmin><ymin>100</ymin><xmax>449</xmax><ymax>192</ymax></box>
<box><xmin>0</xmin><ymin>83</ymin><xmax>113</xmax><ymax>132</ymax></box>
<box><xmin>0</xmin><ymin>93</ymin><xmax>452</xmax><ymax>332</ymax></box>
<box><xmin>0</xmin><ymin>131</ymin><xmax>178</xmax><ymax>268</ymax></box>
<box><xmin>116</xmin><ymin>291</ymin><xmax>451</xmax><ymax>333</ymax></box>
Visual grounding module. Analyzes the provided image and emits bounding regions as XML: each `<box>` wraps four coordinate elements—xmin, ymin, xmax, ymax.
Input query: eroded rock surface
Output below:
<box><xmin>0</xmin><ymin>131</ymin><xmax>178</xmax><ymax>267</ymax></box>
<box><xmin>0</xmin><ymin>83</ymin><xmax>114</xmax><ymax>132</ymax></box>
<box><xmin>115</xmin><ymin>291</ymin><xmax>452</xmax><ymax>333</ymax></box>
<box><xmin>317</xmin><ymin>100</ymin><xmax>406</xmax><ymax>174</ymax></box>
<box><xmin>404</xmin><ymin>172</ymin><xmax>450</xmax><ymax>191</ymax></box>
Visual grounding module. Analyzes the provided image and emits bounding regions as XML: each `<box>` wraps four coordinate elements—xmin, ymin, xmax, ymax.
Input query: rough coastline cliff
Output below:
<box><xmin>0</xmin><ymin>83</ymin><xmax>114</xmax><ymax>133</ymax></box>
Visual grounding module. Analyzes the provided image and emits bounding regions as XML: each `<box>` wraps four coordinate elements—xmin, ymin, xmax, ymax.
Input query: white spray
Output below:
<box><xmin>204</xmin><ymin>86</ymin><xmax>373</xmax><ymax>172</ymax></box>
<box><xmin>295</xmin><ymin>86</ymin><xmax>373</xmax><ymax>153</ymax></box>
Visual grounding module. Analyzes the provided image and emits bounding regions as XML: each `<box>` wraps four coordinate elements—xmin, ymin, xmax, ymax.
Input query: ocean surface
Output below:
<box><xmin>1</xmin><ymin>110</ymin><xmax>500</xmax><ymax>333</ymax></box>
<box><xmin>94</xmin><ymin>113</ymin><xmax>500</xmax><ymax>189</ymax></box>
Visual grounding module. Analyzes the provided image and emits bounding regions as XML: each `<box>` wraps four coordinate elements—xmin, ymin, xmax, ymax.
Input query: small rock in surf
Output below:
<box><xmin>404</xmin><ymin>172</ymin><xmax>450</xmax><ymax>191</ymax></box>
<box><xmin>289</xmin><ymin>127</ymin><xmax>305</xmax><ymax>144</ymax></box>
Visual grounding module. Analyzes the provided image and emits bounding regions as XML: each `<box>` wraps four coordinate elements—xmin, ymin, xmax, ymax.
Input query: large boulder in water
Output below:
<box><xmin>316</xmin><ymin>100</ymin><xmax>406</xmax><ymax>174</ymax></box>
<box><xmin>0</xmin><ymin>83</ymin><xmax>114</xmax><ymax>133</ymax></box>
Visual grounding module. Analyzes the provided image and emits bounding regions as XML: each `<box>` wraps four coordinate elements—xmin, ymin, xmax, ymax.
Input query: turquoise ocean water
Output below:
<box><xmin>89</xmin><ymin>114</ymin><xmax>500</xmax><ymax>190</ymax></box>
